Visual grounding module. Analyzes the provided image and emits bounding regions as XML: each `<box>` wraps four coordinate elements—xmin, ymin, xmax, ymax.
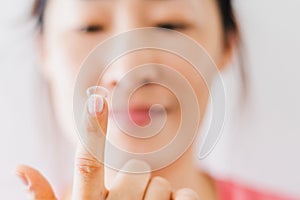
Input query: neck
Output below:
<box><xmin>152</xmin><ymin>147</ymin><xmax>217</xmax><ymax>200</ymax></box>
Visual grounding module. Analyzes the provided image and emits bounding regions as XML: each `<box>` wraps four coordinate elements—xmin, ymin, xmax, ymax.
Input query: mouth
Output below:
<box><xmin>110</xmin><ymin>105</ymin><xmax>168</xmax><ymax>127</ymax></box>
<box><xmin>128</xmin><ymin>108</ymin><xmax>151</xmax><ymax>126</ymax></box>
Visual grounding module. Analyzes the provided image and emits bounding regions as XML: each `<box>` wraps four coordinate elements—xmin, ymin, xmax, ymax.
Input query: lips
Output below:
<box><xmin>128</xmin><ymin>108</ymin><xmax>151</xmax><ymax>126</ymax></box>
<box><xmin>110</xmin><ymin>105</ymin><xmax>168</xmax><ymax>127</ymax></box>
<box><xmin>110</xmin><ymin>107</ymin><xmax>152</xmax><ymax>126</ymax></box>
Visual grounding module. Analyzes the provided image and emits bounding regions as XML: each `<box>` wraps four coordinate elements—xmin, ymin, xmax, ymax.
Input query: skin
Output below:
<box><xmin>15</xmin><ymin>0</ymin><xmax>236</xmax><ymax>199</ymax></box>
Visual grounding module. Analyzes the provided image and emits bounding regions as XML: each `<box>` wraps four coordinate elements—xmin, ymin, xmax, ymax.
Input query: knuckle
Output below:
<box><xmin>75</xmin><ymin>157</ymin><xmax>101</xmax><ymax>178</ymax></box>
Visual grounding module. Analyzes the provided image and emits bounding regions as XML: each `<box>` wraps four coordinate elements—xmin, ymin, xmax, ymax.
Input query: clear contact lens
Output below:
<box><xmin>86</xmin><ymin>86</ymin><xmax>110</xmax><ymax>98</ymax></box>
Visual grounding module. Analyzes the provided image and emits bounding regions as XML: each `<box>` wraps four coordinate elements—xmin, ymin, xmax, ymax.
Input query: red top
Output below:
<box><xmin>216</xmin><ymin>179</ymin><xmax>298</xmax><ymax>200</ymax></box>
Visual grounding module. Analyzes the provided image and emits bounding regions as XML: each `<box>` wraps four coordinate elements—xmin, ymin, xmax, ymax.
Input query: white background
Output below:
<box><xmin>1</xmin><ymin>0</ymin><xmax>299</xmax><ymax>199</ymax></box>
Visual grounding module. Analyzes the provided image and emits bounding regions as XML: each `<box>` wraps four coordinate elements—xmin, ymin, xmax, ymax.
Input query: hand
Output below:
<box><xmin>15</xmin><ymin>95</ymin><xmax>200</xmax><ymax>200</ymax></box>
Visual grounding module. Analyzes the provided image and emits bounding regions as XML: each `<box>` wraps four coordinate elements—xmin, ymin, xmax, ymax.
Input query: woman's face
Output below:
<box><xmin>40</xmin><ymin>0</ymin><xmax>232</xmax><ymax>152</ymax></box>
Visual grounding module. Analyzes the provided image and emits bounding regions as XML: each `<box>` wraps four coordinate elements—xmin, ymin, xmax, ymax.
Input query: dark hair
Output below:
<box><xmin>216</xmin><ymin>0</ymin><xmax>239</xmax><ymax>47</ymax></box>
<box><xmin>32</xmin><ymin>0</ymin><xmax>46</xmax><ymax>31</ymax></box>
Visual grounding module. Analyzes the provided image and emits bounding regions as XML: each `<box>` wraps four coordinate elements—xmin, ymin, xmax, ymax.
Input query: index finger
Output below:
<box><xmin>72</xmin><ymin>87</ymin><xmax>109</xmax><ymax>200</ymax></box>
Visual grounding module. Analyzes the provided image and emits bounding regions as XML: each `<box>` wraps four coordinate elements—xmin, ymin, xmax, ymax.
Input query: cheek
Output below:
<box><xmin>159</xmin><ymin>51</ymin><xmax>211</xmax><ymax>105</ymax></box>
<box><xmin>177</xmin><ymin>66</ymin><xmax>210</xmax><ymax>124</ymax></box>
<box><xmin>45</xmin><ymin>35</ymin><xmax>95</xmax><ymax>75</ymax></box>
<box><xmin>158</xmin><ymin>51</ymin><xmax>212</xmax><ymax>114</ymax></box>
<box><xmin>43</xmin><ymin>33</ymin><xmax>101</xmax><ymax>139</ymax></box>
<box><xmin>188</xmin><ymin>0</ymin><xmax>227</xmax><ymax>68</ymax></box>
<box><xmin>187</xmin><ymin>28</ymin><xmax>225</xmax><ymax>70</ymax></box>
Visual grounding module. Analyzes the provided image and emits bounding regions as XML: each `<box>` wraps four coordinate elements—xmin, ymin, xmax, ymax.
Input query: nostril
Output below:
<box><xmin>141</xmin><ymin>78</ymin><xmax>152</xmax><ymax>86</ymax></box>
<box><xmin>110</xmin><ymin>80</ymin><xmax>118</xmax><ymax>87</ymax></box>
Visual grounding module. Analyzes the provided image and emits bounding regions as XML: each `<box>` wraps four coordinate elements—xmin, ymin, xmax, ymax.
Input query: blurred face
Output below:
<box><xmin>40</xmin><ymin>0</ymin><xmax>232</xmax><ymax>153</ymax></box>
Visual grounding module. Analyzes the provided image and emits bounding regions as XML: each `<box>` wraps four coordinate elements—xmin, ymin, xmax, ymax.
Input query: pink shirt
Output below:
<box><xmin>216</xmin><ymin>179</ymin><xmax>299</xmax><ymax>200</ymax></box>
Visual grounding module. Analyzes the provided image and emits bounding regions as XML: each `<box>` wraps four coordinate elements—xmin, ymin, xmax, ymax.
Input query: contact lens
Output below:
<box><xmin>86</xmin><ymin>86</ymin><xmax>109</xmax><ymax>98</ymax></box>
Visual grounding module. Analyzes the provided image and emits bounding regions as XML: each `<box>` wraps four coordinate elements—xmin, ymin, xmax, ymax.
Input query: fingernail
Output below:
<box><xmin>15</xmin><ymin>171</ymin><xmax>29</xmax><ymax>187</ymax></box>
<box><xmin>88</xmin><ymin>95</ymin><xmax>104</xmax><ymax>115</ymax></box>
<box><xmin>86</xmin><ymin>86</ymin><xmax>109</xmax><ymax>115</ymax></box>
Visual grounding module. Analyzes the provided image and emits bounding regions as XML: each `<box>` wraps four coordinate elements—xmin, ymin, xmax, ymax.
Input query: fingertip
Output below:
<box><xmin>87</xmin><ymin>94</ymin><xmax>105</xmax><ymax>116</ymax></box>
<box><xmin>15</xmin><ymin>164</ymin><xmax>42</xmax><ymax>179</ymax></box>
<box><xmin>85</xmin><ymin>93</ymin><xmax>109</xmax><ymax>134</ymax></box>
<box><xmin>107</xmin><ymin>160</ymin><xmax>151</xmax><ymax>200</ymax></box>
<box><xmin>174</xmin><ymin>188</ymin><xmax>200</xmax><ymax>200</ymax></box>
<box><xmin>14</xmin><ymin>165</ymin><xmax>57</xmax><ymax>199</ymax></box>
<box><xmin>15</xmin><ymin>173</ymin><xmax>28</xmax><ymax>186</ymax></box>
<box><xmin>86</xmin><ymin>85</ymin><xmax>109</xmax><ymax>117</ymax></box>
<box><xmin>14</xmin><ymin>165</ymin><xmax>36</xmax><ymax>185</ymax></box>
<box><xmin>15</xmin><ymin>164</ymin><xmax>32</xmax><ymax>173</ymax></box>
<box><xmin>151</xmin><ymin>176</ymin><xmax>172</xmax><ymax>191</ymax></box>
<box><xmin>121</xmin><ymin>159</ymin><xmax>152</xmax><ymax>174</ymax></box>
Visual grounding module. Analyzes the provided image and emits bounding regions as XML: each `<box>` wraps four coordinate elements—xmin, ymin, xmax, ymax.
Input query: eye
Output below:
<box><xmin>156</xmin><ymin>23</ymin><xmax>187</xmax><ymax>31</ymax></box>
<box><xmin>79</xmin><ymin>25</ymin><xmax>104</xmax><ymax>33</ymax></box>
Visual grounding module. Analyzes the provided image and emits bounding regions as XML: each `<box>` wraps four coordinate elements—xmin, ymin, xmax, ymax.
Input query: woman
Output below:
<box><xmin>14</xmin><ymin>0</ymin><xmax>296</xmax><ymax>199</ymax></box>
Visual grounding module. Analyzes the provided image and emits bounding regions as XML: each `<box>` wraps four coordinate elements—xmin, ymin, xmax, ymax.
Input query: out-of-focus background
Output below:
<box><xmin>1</xmin><ymin>0</ymin><xmax>299</xmax><ymax>199</ymax></box>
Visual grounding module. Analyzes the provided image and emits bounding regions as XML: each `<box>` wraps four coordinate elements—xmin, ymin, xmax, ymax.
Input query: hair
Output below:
<box><xmin>31</xmin><ymin>0</ymin><xmax>247</xmax><ymax>98</ymax></box>
<box><xmin>32</xmin><ymin>0</ymin><xmax>238</xmax><ymax>41</ymax></box>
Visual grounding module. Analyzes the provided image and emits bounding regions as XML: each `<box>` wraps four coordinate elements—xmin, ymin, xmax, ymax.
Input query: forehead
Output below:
<box><xmin>48</xmin><ymin>0</ymin><xmax>212</xmax><ymax>20</ymax></box>
<box><xmin>50</xmin><ymin>0</ymin><xmax>207</xmax><ymax>9</ymax></box>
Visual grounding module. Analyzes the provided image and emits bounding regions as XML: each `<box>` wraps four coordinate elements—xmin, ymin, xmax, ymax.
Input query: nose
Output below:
<box><xmin>101</xmin><ymin>49</ymin><xmax>162</xmax><ymax>90</ymax></box>
<box><xmin>98</xmin><ymin>1</ymin><xmax>162</xmax><ymax>90</ymax></box>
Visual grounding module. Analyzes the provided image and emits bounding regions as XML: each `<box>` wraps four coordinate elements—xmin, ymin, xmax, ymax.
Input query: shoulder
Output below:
<box><xmin>215</xmin><ymin>178</ymin><xmax>298</xmax><ymax>200</ymax></box>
